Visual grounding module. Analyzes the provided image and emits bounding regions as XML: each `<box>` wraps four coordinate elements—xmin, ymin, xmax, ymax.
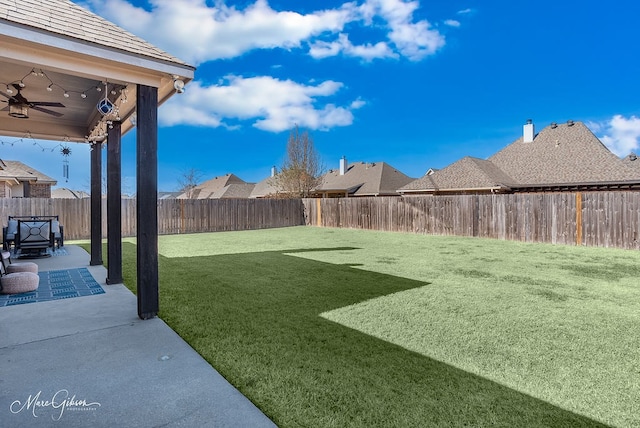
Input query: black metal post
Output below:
<box><xmin>90</xmin><ymin>142</ymin><xmax>103</xmax><ymax>266</ymax></box>
<box><xmin>106</xmin><ymin>121</ymin><xmax>123</xmax><ymax>284</ymax></box>
<box><xmin>136</xmin><ymin>84</ymin><xmax>159</xmax><ymax>319</ymax></box>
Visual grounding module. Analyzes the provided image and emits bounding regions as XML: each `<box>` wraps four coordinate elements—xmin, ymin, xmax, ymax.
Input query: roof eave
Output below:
<box><xmin>511</xmin><ymin>180</ymin><xmax>640</xmax><ymax>192</ymax></box>
<box><xmin>400</xmin><ymin>185</ymin><xmax>510</xmax><ymax>194</ymax></box>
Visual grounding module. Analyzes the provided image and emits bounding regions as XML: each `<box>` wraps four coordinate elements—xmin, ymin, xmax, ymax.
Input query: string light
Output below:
<box><xmin>1</xmin><ymin>67</ymin><xmax>131</xmax><ymax>143</ymax></box>
<box><xmin>0</xmin><ymin>132</ymin><xmax>64</xmax><ymax>152</ymax></box>
<box><xmin>0</xmin><ymin>68</ymin><xmax>112</xmax><ymax>100</ymax></box>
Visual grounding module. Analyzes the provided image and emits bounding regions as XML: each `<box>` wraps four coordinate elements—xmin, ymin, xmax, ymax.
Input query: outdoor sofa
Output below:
<box><xmin>3</xmin><ymin>215</ymin><xmax>64</xmax><ymax>255</ymax></box>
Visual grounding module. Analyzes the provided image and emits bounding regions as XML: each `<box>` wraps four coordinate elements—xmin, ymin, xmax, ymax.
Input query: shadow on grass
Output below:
<box><xmin>112</xmin><ymin>242</ymin><xmax>608</xmax><ymax>427</ymax></box>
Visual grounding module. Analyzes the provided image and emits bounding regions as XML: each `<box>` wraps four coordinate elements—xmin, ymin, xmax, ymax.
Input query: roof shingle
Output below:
<box><xmin>315</xmin><ymin>161</ymin><xmax>415</xmax><ymax>196</ymax></box>
<box><xmin>401</xmin><ymin>121</ymin><xmax>640</xmax><ymax>193</ymax></box>
<box><xmin>0</xmin><ymin>159</ymin><xmax>56</xmax><ymax>184</ymax></box>
<box><xmin>0</xmin><ymin>0</ymin><xmax>189</xmax><ymax>66</ymax></box>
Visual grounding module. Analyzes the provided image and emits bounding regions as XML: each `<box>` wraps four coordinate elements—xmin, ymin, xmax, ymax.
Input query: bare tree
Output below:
<box><xmin>271</xmin><ymin>126</ymin><xmax>323</xmax><ymax>198</ymax></box>
<box><xmin>177</xmin><ymin>168</ymin><xmax>203</xmax><ymax>199</ymax></box>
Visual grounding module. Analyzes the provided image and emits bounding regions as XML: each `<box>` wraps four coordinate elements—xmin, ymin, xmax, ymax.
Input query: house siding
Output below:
<box><xmin>0</xmin><ymin>182</ymin><xmax>9</xmax><ymax>198</ymax></box>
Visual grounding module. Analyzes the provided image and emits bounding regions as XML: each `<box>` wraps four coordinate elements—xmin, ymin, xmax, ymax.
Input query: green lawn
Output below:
<box><xmin>85</xmin><ymin>226</ymin><xmax>640</xmax><ymax>427</ymax></box>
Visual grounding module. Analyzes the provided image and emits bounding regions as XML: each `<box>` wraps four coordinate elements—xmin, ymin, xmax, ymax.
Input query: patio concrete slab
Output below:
<box><xmin>0</xmin><ymin>246</ymin><xmax>277</xmax><ymax>427</ymax></box>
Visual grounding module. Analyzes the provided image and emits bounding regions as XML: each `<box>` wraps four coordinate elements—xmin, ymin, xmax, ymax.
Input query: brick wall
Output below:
<box><xmin>29</xmin><ymin>183</ymin><xmax>51</xmax><ymax>198</ymax></box>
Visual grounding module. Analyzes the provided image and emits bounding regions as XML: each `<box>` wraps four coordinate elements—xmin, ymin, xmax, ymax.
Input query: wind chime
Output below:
<box><xmin>60</xmin><ymin>145</ymin><xmax>71</xmax><ymax>182</ymax></box>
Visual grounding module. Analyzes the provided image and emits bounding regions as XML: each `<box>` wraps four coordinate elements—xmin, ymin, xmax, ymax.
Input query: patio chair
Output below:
<box><xmin>16</xmin><ymin>219</ymin><xmax>52</xmax><ymax>258</ymax></box>
<box><xmin>2</xmin><ymin>219</ymin><xmax>18</xmax><ymax>251</ymax></box>
<box><xmin>0</xmin><ymin>254</ymin><xmax>39</xmax><ymax>294</ymax></box>
<box><xmin>51</xmin><ymin>220</ymin><xmax>64</xmax><ymax>249</ymax></box>
<box><xmin>1</xmin><ymin>250</ymin><xmax>38</xmax><ymax>274</ymax></box>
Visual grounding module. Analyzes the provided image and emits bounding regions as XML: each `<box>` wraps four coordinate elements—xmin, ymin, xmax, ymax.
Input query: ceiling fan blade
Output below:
<box><xmin>31</xmin><ymin>105</ymin><xmax>64</xmax><ymax>117</ymax></box>
<box><xmin>30</xmin><ymin>102</ymin><xmax>66</xmax><ymax>108</ymax></box>
<box><xmin>0</xmin><ymin>92</ymin><xmax>17</xmax><ymax>101</ymax></box>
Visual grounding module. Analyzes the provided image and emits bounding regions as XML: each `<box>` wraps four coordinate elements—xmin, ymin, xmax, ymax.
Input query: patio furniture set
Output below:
<box><xmin>0</xmin><ymin>215</ymin><xmax>64</xmax><ymax>295</ymax></box>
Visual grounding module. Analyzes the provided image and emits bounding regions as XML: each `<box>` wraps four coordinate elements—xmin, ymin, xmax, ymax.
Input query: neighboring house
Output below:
<box><xmin>0</xmin><ymin>159</ymin><xmax>56</xmax><ymax>198</ymax></box>
<box><xmin>177</xmin><ymin>173</ymin><xmax>256</xmax><ymax>199</ymax></box>
<box><xmin>400</xmin><ymin>120</ymin><xmax>640</xmax><ymax>195</ymax></box>
<box><xmin>313</xmin><ymin>157</ymin><xmax>415</xmax><ymax>198</ymax></box>
<box><xmin>158</xmin><ymin>191</ymin><xmax>181</xmax><ymax>200</ymax></box>
<box><xmin>250</xmin><ymin>167</ymin><xmax>282</xmax><ymax>198</ymax></box>
<box><xmin>51</xmin><ymin>187</ymin><xmax>90</xmax><ymax>199</ymax></box>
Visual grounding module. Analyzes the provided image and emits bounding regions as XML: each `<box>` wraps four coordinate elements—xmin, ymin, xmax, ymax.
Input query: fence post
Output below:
<box><xmin>316</xmin><ymin>198</ymin><xmax>322</xmax><ymax>226</ymax></box>
<box><xmin>576</xmin><ymin>193</ymin><xmax>582</xmax><ymax>246</ymax></box>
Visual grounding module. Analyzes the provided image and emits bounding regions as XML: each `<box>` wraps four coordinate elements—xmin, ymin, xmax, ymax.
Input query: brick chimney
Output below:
<box><xmin>339</xmin><ymin>156</ymin><xmax>347</xmax><ymax>175</ymax></box>
<box><xmin>523</xmin><ymin>119</ymin><xmax>535</xmax><ymax>143</ymax></box>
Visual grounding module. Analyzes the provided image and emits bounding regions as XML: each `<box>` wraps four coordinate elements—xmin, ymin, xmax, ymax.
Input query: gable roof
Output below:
<box><xmin>51</xmin><ymin>187</ymin><xmax>89</xmax><ymax>198</ymax></box>
<box><xmin>177</xmin><ymin>173</ymin><xmax>247</xmax><ymax>199</ymax></box>
<box><xmin>489</xmin><ymin>121</ymin><xmax>639</xmax><ymax>186</ymax></box>
<box><xmin>210</xmin><ymin>183</ymin><xmax>256</xmax><ymax>199</ymax></box>
<box><xmin>314</xmin><ymin>161</ymin><xmax>415</xmax><ymax>196</ymax></box>
<box><xmin>401</xmin><ymin>121</ymin><xmax>640</xmax><ymax>194</ymax></box>
<box><xmin>400</xmin><ymin>156</ymin><xmax>515</xmax><ymax>193</ymax></box>
<box><xmin>250</xmin><ymin>175</ymin><xmax>280</xmax><ymax>198</ymax></box>
<box><xmin>0</xmin><ymin>159</ymin><xmax>56</xmax><ymax>184</ymax></box>
<box><xmin>0</xmin><ymin>0</ymin><xmax>188</xmax><ymax>66</ymax></box>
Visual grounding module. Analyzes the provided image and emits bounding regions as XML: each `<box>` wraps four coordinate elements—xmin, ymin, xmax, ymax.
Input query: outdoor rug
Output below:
<box><xmin>11</xmin><ymin>246</ymin><xmax>69</xmax><ymax>259</ymax></box>
<box><xmin>0</xmin><ymin>268</ymin><xmax>105</xmax><ymax>307</ymax></box>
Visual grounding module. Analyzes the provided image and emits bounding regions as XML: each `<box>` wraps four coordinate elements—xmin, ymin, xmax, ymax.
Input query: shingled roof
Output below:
<box><xmin>177</xmin><ymin>173</ymin><xmax>248</xmax><ymax>199</ymax></box>
<box><xmin>490</xmin><ymin>121</ymin><xmax>639</xmax><ymax>186</ymax></box>
<box><xmin>250</xmin><ymin>175</ymin><xmax>280</xmax><ymax>198</ymax></box>
<box><xmin>0</xmin><ymin>159</ymin><xmax>56</xmax><ymax>184</ymax></box>
<box><xmin>210</xmin><ymin>183</ymin><xmax>256</xmax><ymax>199</ymax></box>
<box><xmin>0</xmin><ymin>0</ymin><xmax>187</xmax><ymax>66</ymax></box>
<box><xmin>399</xmin><ymin>156</ymin><xmax>515</xmax><ymax>193</ymax></box>
<box><xmin>51</xmin><ymin>187</ymin><xmax>90</xmax><ymax>198</ymax></box>
<box><xmin>400</xmin><ymin>121</ymin><xmax>640</xmax><ymax>194</ymax></box>
<box><xmin>314</xmin><ymin>161</ymin><xmax>415</xmax><ymax>197</ymax></box>
<box><xmin>621</xmin><ymin>153</ymin><xmax>640</xmax><ymax>173</ymax></box>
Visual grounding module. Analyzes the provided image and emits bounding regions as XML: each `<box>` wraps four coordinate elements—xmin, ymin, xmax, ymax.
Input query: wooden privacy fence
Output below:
<box><xmin>1</xmin><ymin>193</ymin><xmax>638</xmax><ymax>249</ymax></box>
<box><xmin>0</xmin><ymin>198</ymin><xmax>305</xmax><ymax>240</ymax></box>
<box><xmin>302</xmin><ymin>192</ymin><xmax>640</xmax><ymax>250</ymax></box>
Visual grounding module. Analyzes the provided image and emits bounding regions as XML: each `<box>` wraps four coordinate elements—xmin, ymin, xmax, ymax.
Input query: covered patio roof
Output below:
<box><xmin>0</xmin><ymin>0</ymin><xmax>194</xmax><ymax>141</ymax></box>
<box><xmin>0</xmin><ymin>0</ymin><xmax>195</xmax><ymax>319</ymax></box>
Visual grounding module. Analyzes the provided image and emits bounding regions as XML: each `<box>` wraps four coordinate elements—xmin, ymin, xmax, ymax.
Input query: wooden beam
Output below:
<box><xmin>136</xmin><ymin>84</ymin><xmax>159</xmax><ymax>320</ymax></box>
<box><xmin>106</xmin><ymin>122</ymin><xmax>123</xmax><ymax>284</ymax></box>
<box><xmin>90</xmin><ymin>142</ymin><xmax>103</xmax><ymax>266</ymax></box>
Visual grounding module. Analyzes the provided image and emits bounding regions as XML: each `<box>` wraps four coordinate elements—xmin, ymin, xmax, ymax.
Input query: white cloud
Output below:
<box><xmin>444</xmin><ymin>19</ymin><xmax>460</xmax><ymax>27</ymax></box>
<box><xmin>310</xmin><ymin>33</ymin><xmax>397</xmax><ymax>61</ymax></box>
<box><xmin>159</xmin><ymin>76</ymin><xmax>359</xmax><ymax>132</ymax></box>
<box><xmin>359</xmin><ymin>0</ymin><xmax>445</xmax><ymax>60</ymax></box>
<box><xmin>592</xmin><ymin>115</ymin><xmax>640</xmax><ymax>157</ymax></box>
<box><xmin>81</xmin><ymin>0</ymin><xmax>447</xmax><ymax>64</ymax></box>
<box><xmin>457</xmin><ymin>8</ymin><xmax>473</xmax><ymax>14</ymax></box>
<box><xmin>83</xmin><ymin>0</ymin><xmax>355</xmax><ymax>64</ymax></box>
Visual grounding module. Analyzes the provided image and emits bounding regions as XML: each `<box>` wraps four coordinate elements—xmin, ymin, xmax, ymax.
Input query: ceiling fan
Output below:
<box><xmin>0</xmin><ymin>83</ymin><xmax>65</xmax><ymax>119</ymax></box>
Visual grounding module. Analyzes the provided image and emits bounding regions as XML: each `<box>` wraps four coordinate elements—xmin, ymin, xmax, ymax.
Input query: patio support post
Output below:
<box><xmin>106</xmin><ymin>121</ymin><xmax>123</xmax><ymax>284</ymax></box>
<box><xmin>136</xmin><ymin>84</ymin><xmax>159</xmax><ymax>320</ymax></box>
<box><xmin>90</xmin><ymin>142</ymin><xmax>103</xmax><ymax>266</ymax></box>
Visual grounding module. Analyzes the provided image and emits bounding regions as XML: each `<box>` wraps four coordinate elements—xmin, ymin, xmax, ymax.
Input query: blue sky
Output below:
<box><xmin>2</xmin><ymin>0</ymin><xmax>640</xmax><ymax>193</ymax></box>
